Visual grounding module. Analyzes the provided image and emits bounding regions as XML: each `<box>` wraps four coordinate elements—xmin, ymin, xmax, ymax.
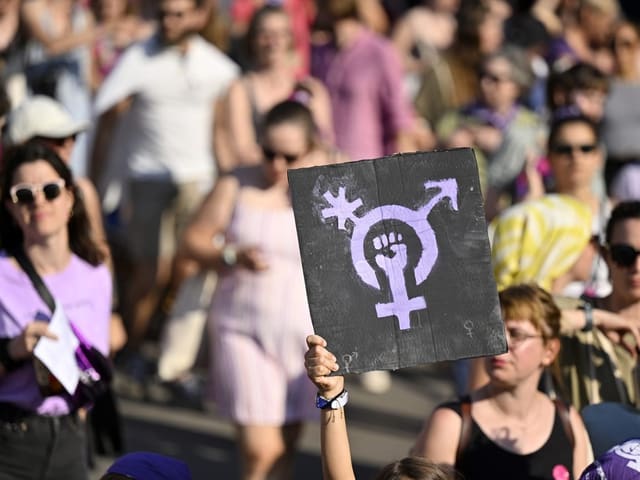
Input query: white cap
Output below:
<box><xmin>7</xmin><ymin>95</ymin><xmax>89</xmax><ymax>145</ymax></box>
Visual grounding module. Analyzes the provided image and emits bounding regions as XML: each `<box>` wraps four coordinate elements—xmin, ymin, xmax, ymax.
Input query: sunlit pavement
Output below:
<box><xmin>90</xmin><ymin>364</ymin><xmax>456</xmax><ymax>479</ymax></box>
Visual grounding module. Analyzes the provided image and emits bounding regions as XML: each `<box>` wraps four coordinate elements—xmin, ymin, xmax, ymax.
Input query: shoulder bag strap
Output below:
<box><xmin>456</xmin><ymin>395</ymin><xmax>472</xmax><ymax>465</ymax></box>
<box><xmin>553</xmin><ymin>397</ymin><xmax>575</xmax><ymax>449</ymax></box>
<box><xmin>14</xmin><ymin>250</ymin><xmax>56</xmax><ymax>313</ymax></box>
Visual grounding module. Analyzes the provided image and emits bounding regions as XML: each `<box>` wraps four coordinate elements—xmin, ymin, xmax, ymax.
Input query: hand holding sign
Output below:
<box><xmin>304</xmin><ymin>334</ymin><xmax>344</xmax><ymax>399</ymax></box>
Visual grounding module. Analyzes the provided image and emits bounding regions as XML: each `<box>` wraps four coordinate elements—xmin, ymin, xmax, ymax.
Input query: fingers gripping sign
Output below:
<box><xmin>305</xmin><ymin>335</ymin><xmax>344</xmax><ymax>398</ymax></box>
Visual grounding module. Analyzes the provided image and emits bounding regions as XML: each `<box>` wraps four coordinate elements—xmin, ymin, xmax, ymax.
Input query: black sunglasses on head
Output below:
<box><xmin>551</xmin><ymin>143</ymin><xmax>598</xmax><ymax>155</ymax></box>
<box><xmin>609</xmin><ymin>243</ymin><xmax>640</xmax><ymax>268</ymax></box>
<box><xmin>9</xmin><ymin>179</ymin><xmax>66</xmax><ymax>205</ymax></box>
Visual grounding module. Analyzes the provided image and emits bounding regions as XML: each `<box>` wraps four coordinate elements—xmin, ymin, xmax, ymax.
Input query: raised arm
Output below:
<box><xmin>21</xmin><ymin>0</ymin><xmax>102</xmax><ymax>56</ymax></box>
<box><xmin>226</xmin><ymin>78</ymin><xmax>263</xmax><ymax>166</ymax></box>
<box><xmin>305</xmin><ymin>335</ymin><xmax>354</xmax><ymax>480</ymax></box>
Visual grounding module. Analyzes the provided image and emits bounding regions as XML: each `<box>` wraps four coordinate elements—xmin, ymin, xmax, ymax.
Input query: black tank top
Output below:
<box><xmin>442</xmin><ymin>400</ymin><xmax>575</xmax><ymax>480</ymax></box>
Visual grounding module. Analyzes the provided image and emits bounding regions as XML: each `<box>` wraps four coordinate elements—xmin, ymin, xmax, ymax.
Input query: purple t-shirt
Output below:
<box><xmin>321</xmin><ymin>30</ymin><xmax>415</xmax><ymax>161</ymax></box>
<box><xmin>0</xmin><ymin>252</ymin><xmax>111</xmax><ymax>415</ymax></box>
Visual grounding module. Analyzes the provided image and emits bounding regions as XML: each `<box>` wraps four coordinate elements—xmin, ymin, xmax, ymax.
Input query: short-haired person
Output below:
<box><xmin>410</xmin><ymin>284</ymin><xmax>593</xmax><ymax>480</ymax></box>
<box><xmin>489</xmin><ymin>196</ymin><xmax>640</xmax><ymax>409</ymax></box>
<box><xmin>0</xmin><ymin>142</ymin><xmax>112</xmax><ymax>479</ymax></box>
<box><xmin>602</xmin><ymin>201</ymin><xmax>640</xmax><ymax>320</ymax></box>
<box><xmin>306</xmin><ymin>285</ymin><xmax>592</xmax><ymax>480</ymax></box>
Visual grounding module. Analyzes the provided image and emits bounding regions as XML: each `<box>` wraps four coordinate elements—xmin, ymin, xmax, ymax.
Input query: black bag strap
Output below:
<box><xmin>456</xmin><ymin>395</ymin><xmax>472</xmax><ymax>465</ymax></box>
<box><xmin>553</xmin><ymin>397</ymin><xmax>576</xmax><ymax>449</ymax></box>
<box><xmin>14</xmin><ymin>250</ymin><xmax>56</xmax><ymax>313</ymax></box>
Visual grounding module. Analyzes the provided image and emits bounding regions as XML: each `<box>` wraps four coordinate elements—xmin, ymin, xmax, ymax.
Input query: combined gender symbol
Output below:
<box><xmin>320</xmin><ymin>179</ymin><xmax>459</xmax><ymax>330</ymax></box>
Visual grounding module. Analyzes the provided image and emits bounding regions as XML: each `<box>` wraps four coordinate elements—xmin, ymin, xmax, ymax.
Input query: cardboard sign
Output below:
<box><xmin>288</xmin><ymin>148</ymin><xmax>506</xmax><ymax>374</ymax></box>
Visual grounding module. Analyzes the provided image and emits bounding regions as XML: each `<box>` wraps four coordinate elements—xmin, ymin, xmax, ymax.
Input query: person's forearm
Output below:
<box><xmin>43</xmin><ymin>27</ymin><xmax>103</xmax><ymax>56</ymax></box>
<box><xmin>320</xmin><ymin>406</ymin><xmax>356</xmax><ymax>480</ymax></box>
<box><xmin>180</xmin><ymin>236</ymin><xmax>225</xmax><ymax>271</ymax></box>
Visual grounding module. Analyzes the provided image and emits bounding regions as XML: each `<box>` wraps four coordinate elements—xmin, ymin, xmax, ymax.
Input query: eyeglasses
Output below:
<box><xmin>480</xmin><ymin>71</ymin><xmax>512</xmax><ymax>84</ymax></box>
<box><xmin>609</xmin><ymin>243</ymin><xmax>640</xmax><ymax>268</ymax></box>
<box><xmin>505</xmin><ymin>327</ymin><xmax>542</xmax><ymax>347</ymax></box>
<box><xmin>262</xmin><ymin>146</ymin><xmax>304</xmax><ymax>164</ymax></box>
<box><xmin>551</xmin><ymin>143</ymin><xmax>598</xmax><ymax>155</ymax></box>
<box><xmin>9</xmin><ymin>179</ymin><xmax>66</xmax><ymax>205</ymax></box>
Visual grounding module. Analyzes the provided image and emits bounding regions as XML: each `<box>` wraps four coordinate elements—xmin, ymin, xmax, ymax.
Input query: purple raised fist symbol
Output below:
<box><xmin>321</xmin><ymin>179</ymin><xmax>459</xmax><ymax>330</ymax></box>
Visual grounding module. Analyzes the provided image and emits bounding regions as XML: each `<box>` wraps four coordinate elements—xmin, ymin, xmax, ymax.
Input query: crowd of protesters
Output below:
<box><xmin>1</xmin><ymin>0</ymin><xmax>640</xmax><ymax>479</ymax></box>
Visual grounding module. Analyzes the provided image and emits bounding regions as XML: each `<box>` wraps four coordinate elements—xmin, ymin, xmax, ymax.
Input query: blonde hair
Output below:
<box><xmin>499</xmin><ymin>283</ymin><xmax>562</xmax><ymax>341</ymax></box>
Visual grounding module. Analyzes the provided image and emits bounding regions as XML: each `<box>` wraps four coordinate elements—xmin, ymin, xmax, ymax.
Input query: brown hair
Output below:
<box><xmin>374</xmin><ymin>457</ymin><xmax>460</xmax><ymax>480</ymax></box>
<box><xmin>0</xmin><ymin>141</ymin><xmax>105</xmax><ymax>266</ymax></box>
<box><xmin>245</xmin><ymin>5</ymin><xmax>292</xmax><ymax>61</ymax></box>
<box><xmin>326</xmin><ymin>0</ymin><xmax>359</xmax><ymax>21</ymax></box>
<box><xmin>499</xmin><ymin>283</ymin><xmax>562</xmax><ymax>341</ymax></box>
<box><xmin>260</xmin><ymin>100</ymin><xmax>318</xmax><ymax>150</ymax></box>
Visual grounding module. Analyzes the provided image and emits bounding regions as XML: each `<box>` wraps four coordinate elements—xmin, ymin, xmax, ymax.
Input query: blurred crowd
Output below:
<box><xmin>1</xmin><ymin>0</ymin><xmax>640</xmax><ymax>479</ymax></box>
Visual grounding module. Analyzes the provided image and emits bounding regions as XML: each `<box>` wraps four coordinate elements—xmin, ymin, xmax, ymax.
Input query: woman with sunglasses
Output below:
<box><xmin>602</xmin><ymin>201</ymin><xmax>640</xmax><ymax>320</ymax></box>
<box><xmin>180</xmin><ymin>100</ymin><xmax>335</xmax><ymax>480</ymax></box>
<box><xmin>0</xmin><ymin>141</ymin><xmax>111</xmax><ymax>479</ymax></box>
<box><xmin>545</xmin><ymin>112</ymin><xmax>611</xmax><ymax>300</ymax></box>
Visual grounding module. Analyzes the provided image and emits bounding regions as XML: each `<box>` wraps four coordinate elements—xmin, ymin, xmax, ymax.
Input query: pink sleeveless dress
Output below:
<box><xmin>208</xmin><ymin>200</ymin><xmax>317</xmax><ymax>425</ymax></box>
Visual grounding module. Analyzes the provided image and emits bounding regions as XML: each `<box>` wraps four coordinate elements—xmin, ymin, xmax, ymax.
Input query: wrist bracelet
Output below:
<box><xmin>316</xmin><ymin>389</ymin><xmax>349</xmax><ymax>410</ymax></box>
<box><xmin>581</xmin><ymin>302</ymin><xmax>594</xmax><ymax>332</ymax></box>
<box><xmin>0</xmin><ymin>338</ymin><xmax>26</xmax><ymax>373</ymax></box>
<box><xmin>221</xmin><ymin>245</ymin><xmax>238</xmax><ymax>267</ymax></box>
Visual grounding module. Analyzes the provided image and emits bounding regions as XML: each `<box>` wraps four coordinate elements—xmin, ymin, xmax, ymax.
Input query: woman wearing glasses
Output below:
<box><xmin>306</xmin><ymin>284</ymin><xmax>592</xmax><ymax>480</ymax></box>
<box><xmin>180</xmin><ymin>100</ymin><xmax>335</xmax><ymax>480</ymax></box>
<box><xmin>410</xmin><ymin>284</ymin><xmax>593</xmax><ymax>480</ymax></box>
<box><xmin>481</xmin><ymin>195</ymin><xmax>640</xmax><ymax>420</ymax></box>
<box><xmin>0</xmin><ymin>141</ymin><xmax>111</xmax><ymax>479</ymax></box>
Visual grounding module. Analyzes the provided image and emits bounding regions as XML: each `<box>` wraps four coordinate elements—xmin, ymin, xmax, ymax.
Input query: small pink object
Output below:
<box><xmin>552</xmin><ymin>464</ymin><xmax>570</xmax><ymax>480</ymax></box>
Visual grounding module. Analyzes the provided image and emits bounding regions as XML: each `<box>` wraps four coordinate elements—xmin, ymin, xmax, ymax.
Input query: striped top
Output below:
<box><xmin>491</xmin><ymin>194</ymin><xmax>592</xmax><ymax>292</ymax></box>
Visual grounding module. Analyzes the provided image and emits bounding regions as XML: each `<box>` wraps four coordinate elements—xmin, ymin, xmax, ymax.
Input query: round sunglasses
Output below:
<box><xmin>608</xmin><ymin>243</ymin><xmax>640</xmax><ymax>268</ymax></box>
<box><xmin>9</xmin><ymin>179</ymin><xmax>66</xmax><ymax>205</ymax></box>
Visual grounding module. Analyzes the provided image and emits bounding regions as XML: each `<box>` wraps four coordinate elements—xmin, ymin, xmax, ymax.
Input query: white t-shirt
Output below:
<box><xmin>94</xmin><ymin>34</ymin><xmax>238</xmax><ymax>183</ymax></box>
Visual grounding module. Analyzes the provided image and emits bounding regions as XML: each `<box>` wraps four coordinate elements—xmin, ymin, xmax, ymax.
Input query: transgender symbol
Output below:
<box><xmin>321</xmin><ymin>179</ymin><xmax>459</xmax><ymax>330</ymax></box>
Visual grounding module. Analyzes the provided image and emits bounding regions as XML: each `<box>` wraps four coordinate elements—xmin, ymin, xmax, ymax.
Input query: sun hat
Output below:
<box><xmin>6</xmin><ymin>95</ymin><xmax>88</xmax><ymax>145</ymax></box>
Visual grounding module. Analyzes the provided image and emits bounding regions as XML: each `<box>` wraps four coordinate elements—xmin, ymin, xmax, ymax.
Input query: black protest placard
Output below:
<box><xmin>288</xmin><ymin>148</ymin><xmax>507</xmax><ymax>374</ymax></box>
